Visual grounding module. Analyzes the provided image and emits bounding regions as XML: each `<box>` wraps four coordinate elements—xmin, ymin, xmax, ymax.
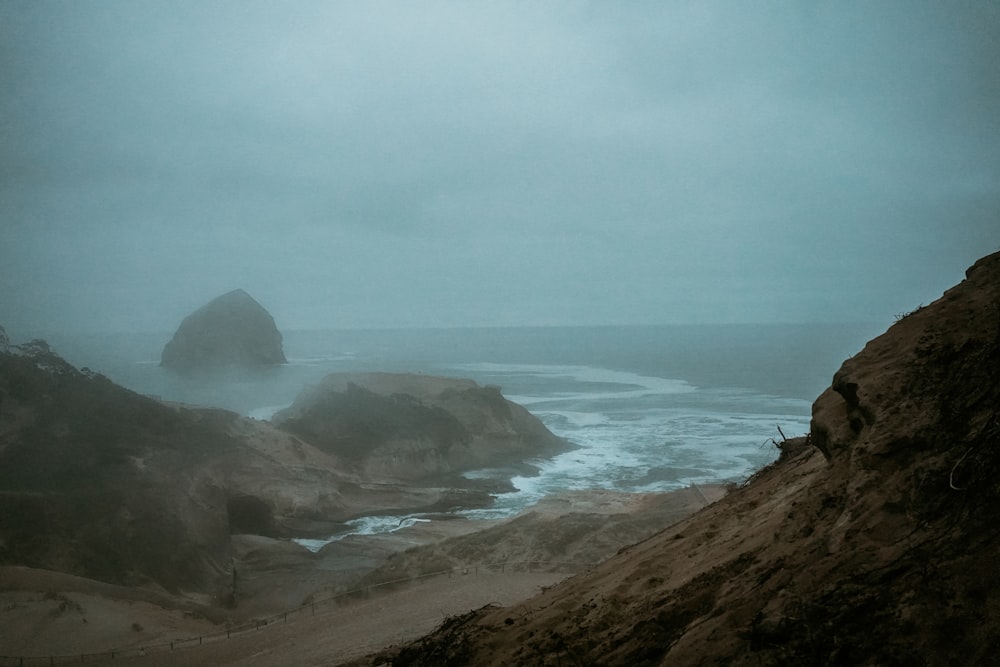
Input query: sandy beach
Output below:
<box><xmin>0</xmin><ymin>484</ymin><xmax>725</xmax><ymax>665</ymax></box>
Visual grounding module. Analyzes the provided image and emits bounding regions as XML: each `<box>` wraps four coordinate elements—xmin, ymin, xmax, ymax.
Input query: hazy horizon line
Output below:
<box><xmin>4</xmin><ymin>319</ymin><xmax>891</xmax><ymax>342</ymax></box>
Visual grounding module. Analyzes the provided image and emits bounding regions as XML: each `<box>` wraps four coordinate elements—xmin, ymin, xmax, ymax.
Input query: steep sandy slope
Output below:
<box><xmin>0</xmin><ymin>486</ymin><xmax>722</xmax><ymax>659</ymax></box>
<box><xmin>354</xmin><ymin>487</ymin><xmax>726</xmax><ymax>588</ymax></box>
<box><xmin>362</xmin><ymin>251</ymin><xmax>1000</xmax><ymax>666</ymax></box>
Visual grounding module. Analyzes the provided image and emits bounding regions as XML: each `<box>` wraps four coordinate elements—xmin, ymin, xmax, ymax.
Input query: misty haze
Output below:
<box><xmin>1</xmin><ymin>2</ymin><xmax>999</xmax><ymax>665</ymax></box>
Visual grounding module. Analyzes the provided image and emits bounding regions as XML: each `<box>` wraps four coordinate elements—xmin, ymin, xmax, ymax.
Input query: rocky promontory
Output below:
<box><xmin>273</xmin><ymin>372</ymin><xmax>571</xmax><ymax>481</ymax></box>
<box><xmin>161</xmin><ymin>289</ymin><xmax>286</xmax><ymax>369</ymax></box>
<box><xmin>0</xmin><ymin>336</ymin><xmax>364</xmax><ymax>596</ymax></box>
<box><xmin>0</xmin><ymin>340</ymin><xmax>570</xmax><ymax>603</ymax></box>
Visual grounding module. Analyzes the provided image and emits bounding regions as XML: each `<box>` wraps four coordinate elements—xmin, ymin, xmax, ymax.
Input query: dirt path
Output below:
<box><xmin>106</xmin><ymin>570</ymin><xmax>568</xmax><ymax>666</ymax></box>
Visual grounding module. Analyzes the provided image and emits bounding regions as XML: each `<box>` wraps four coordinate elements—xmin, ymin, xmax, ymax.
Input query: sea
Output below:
<box><xmin>41</xmin><ymin>323</ymin><xmax>884</xmax><ymax>541</ymax></box>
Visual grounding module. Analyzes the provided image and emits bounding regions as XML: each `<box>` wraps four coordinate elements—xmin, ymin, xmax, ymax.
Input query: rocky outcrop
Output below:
<box><xmin>161</xmin><ymin>289</ymin><xmax>286</xmax><ymax>369</ymax></box>
<box><xmin>273</xmin><ymin>372</ymin><xmax>570</xmax><ymax>481</ymax></box>
<box><xmin>0</xmin><ymin>340</ymin><xmax>236</xmax><ymax>593</ymax></box>
<box><xmin>0</xmin><ymin>338</ymin><xmax>378</xmax><ymax>596</ymax></box>
<box><xmin>364</xmin><ymin>251</ymin><xmax>1000</xmax><ymax>667</ymax></box>
<box><xmin>0</xmin><ymin>341</ymin><xmax>569</xmax><ymax>600</ymax></box>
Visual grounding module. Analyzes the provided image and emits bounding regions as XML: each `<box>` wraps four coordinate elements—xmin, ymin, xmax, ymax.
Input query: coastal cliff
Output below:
<box><xmin>4</xmin><ymin>250</ymin><xmax>999</xmax><ymax>664</ymax></box>
<box><xmin>364</xmin><ymin>251</ymin><xmax>1000</xmax><ymax>666</ymax></box>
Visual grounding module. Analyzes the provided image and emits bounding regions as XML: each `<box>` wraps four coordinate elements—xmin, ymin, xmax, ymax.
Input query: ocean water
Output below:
<box><xmin>42</xmin><ymin>323</ymin><xmax>884</xmax><ymax>531</ymax></box>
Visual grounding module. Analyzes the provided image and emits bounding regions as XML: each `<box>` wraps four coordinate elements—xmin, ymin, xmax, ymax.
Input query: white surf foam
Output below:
<box><xmin>292</xmin><ymin>515</ymin><xmax>432</xmax><ymax>553</ymax></box>
<box><xmin>247</xmin><ymin>403</ymin><xmax>292</xmax><ymax>420</ymax></box>
<box><xmin>284</xmin><ymin>353</ymin><xmax>357</xmax><ymax>367</ymax></box>
<box><xmin>449</xmin><ymin>362</ymin><xmax>694</xmax><ymax>398</ymax></box>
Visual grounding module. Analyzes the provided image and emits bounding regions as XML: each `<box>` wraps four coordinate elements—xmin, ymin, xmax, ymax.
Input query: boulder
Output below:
<box><xmin>161</xmin><ymin>289</ymin><xmax>286</xmax><ymax>369</ymax></box>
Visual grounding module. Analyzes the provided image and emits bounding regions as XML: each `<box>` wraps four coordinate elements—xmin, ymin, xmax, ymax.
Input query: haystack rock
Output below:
<box><xmin>161</xmin><ymin>289</ymin><xmax>286</xmax><ymax>369</ymax></box>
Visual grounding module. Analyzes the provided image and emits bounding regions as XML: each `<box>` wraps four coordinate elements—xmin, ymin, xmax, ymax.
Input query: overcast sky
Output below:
<box><xmin>2</xmin><ymin>1</ymin><xmax>998</xmax><ymax>335</ymax></box>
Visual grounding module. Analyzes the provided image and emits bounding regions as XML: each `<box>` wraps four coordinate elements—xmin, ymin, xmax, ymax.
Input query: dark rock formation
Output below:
<box><xmin>361</xmin><ymin>251</ymin><xmax>1000</xmax><ymax>667</ymax></box>
<box><xmin>0</xmin><ymin>338</ymin><xmax>236</xmax><ymax>592</ymax></box>
<box><xmin>273</xmin><ymin>372</ymin><xmax>570</xmax><ymax>481</ymax></box>
<box><xmin>0</xmin><ymin>335</ymin><xmax>355</xmax><ymax>595</ymax></box>
<box><xmin>161</xmin><ymin>289</ymin><xmax>286</xmax><ymax>369</ymax></box>
<box><xmin>0</xmin><ymin>339</ymin><xmax>568</xmax><ymax>599</ymax></box>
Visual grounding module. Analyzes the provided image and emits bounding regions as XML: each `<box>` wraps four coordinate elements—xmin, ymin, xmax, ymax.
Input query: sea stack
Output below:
<box><xmin>161</xmin><ymin>289</ymin><xmax>286</xmax><ymax>369</ymax></box>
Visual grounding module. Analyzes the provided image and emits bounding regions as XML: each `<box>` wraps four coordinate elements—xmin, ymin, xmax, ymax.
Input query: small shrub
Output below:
<box><xmin>895</xmin><ymin>304</ymin><xmax>924</xmax><ymax>321</ymax></box>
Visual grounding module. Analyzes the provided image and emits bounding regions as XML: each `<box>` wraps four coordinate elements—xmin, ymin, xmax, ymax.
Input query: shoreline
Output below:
<box><xmin>0</xmin><ymin>484</ymin><xmax>728</xmax><ymax>658</ymax></box>
<box><xmin>292</xmin><ymin>482</ymin><xmax>729</xmax><ymax>553</ymax></box>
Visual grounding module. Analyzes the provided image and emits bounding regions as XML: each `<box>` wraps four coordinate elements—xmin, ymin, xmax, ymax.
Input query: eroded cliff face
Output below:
<box><xmin>273</xmin><ymin>372</ymin><xmax>570</xmax><ymax>481</ymax></box>
<box><xmin>161</xmin><ymin>289</ymin><xmax>286</xmax><ymax>369</ymax></box>
<box><xmin>805</xmin><ymin>252</ymin><xmax>1000</xmax><ymax>572</ymax></box>
<box><xmin>812</xmin><ymin>252</ymin><xmax>1000</xmax><ymax>471</ymax></box>
<box><xmin>366</xmin><ymin>252</ymin><xmax>1000</xmax><ymax>667</ymax></box>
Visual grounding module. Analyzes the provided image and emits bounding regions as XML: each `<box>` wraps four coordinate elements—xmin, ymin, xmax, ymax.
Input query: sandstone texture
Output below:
<box><xmin>161</xmin><ymin>289</ymin><xmax>286</xmax><ymax>369</ymax></box>
<box><xmin>273</xmin><ymin>372</ymin><xmax>570</xmax><ymax>482</ymax></box>
<box><xmin>361</xmin><ymin>251</ymin><xmax>1000</xmax><ymax>666</ymax></box>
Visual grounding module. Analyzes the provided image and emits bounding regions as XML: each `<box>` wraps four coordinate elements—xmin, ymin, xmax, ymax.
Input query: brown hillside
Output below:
<box><xmin>0</xmin><ymin>342</ymin><xmax>562</xmax><ymax>602</ymax></box>
<box><xmin>363</xmin><ymin>251</ymin><xmax>1000</xmax><ymax>666</ymax></box>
